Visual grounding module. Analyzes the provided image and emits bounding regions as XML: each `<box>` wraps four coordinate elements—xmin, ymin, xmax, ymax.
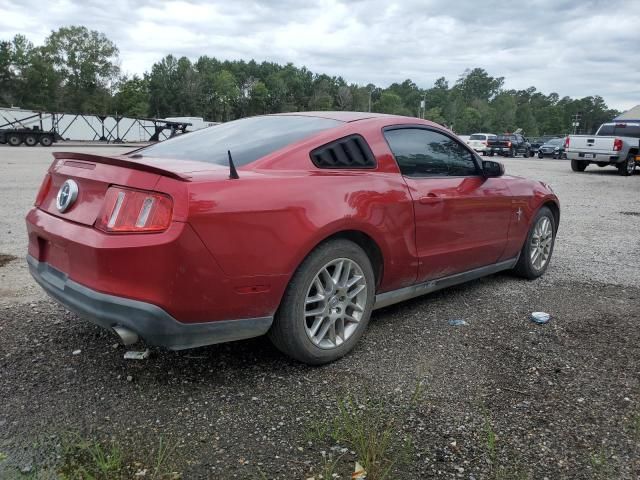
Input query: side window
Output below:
<box><xmin>384</xmin><ymin>128</ymin><xmax>479</xmax><ymax>177</ymax></box>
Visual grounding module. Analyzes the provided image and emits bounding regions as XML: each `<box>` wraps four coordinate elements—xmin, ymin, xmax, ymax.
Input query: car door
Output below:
<box><xmin>384</xmin><ymin>126</ymin><xmax>513</xmax><ymax>282</ymax></box>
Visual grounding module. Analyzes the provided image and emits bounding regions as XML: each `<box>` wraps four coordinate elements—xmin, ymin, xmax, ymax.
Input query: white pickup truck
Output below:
<box><xmin>565</xmin><ymin>122</ymin><xmax>640</xmax><ymax>176</ymax></box>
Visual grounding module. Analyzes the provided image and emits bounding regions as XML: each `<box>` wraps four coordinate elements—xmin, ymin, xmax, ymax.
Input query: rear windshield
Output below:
<box><xmin>469</xmin><ymin>134</ymin><xmax>486</xmax><ymax>140</ymax></box>
<box><xmin>597</xmin><ymin>123</ymin><xmax>640</xmax><ymax>138</ymax></box>
<box><xmin>137</xmin><ymin>115</ymin><xmax>343</xmax><ymax>165</ymax></box>
<box><xmin>496</xmin><ymin>135</ymin><xmax>516</xmax><ymax>141</ymax></box>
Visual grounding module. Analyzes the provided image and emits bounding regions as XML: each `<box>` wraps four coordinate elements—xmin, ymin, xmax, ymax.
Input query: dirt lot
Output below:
<box><xmin>1</xmin><ymin>145</ymin><xmax>639</xmax><ymax>479</ymax></box>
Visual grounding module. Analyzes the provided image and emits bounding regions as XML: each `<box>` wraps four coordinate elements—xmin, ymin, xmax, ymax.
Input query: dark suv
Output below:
<box><xmin>488</xmin><ymin>134</ymin><xmax>531</xmax><ymax>158</ymax></box>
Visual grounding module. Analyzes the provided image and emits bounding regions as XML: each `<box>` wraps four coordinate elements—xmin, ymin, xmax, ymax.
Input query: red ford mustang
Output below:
<box><xmin>26</xmin><ymin>112</ymin><xmax>559</xmax><ymax>364</ymax></box>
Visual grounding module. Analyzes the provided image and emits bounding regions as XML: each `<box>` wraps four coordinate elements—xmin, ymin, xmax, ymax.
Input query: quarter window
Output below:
<box><xmin>384</xmin><ymin>128</ymin><xmax>479</xmax><ymax>177</ymax></box>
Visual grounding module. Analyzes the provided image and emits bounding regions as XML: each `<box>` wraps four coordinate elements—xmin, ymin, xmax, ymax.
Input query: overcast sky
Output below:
<box><xmin>1</xmin><ymin>0</ymin><xmax>639</xmax><ymax>110</ymax></box>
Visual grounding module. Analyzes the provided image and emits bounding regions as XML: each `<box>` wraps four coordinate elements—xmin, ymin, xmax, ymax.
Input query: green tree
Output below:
<box><xmin>43</xmin><ymin>26</ymin><xmax>119</xmax><ymax>112</ymax></box>
<box><xmin>114</xmin><ymin>75</ymin><xmax>148</xmax><ymax>117</ymax></box>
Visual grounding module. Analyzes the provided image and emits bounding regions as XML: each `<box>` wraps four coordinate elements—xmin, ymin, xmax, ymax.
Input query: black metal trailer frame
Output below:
<box><xmin>0</xmin><ymin>108</ymin><xmax>191</xmax><ymax>146</ymax></box>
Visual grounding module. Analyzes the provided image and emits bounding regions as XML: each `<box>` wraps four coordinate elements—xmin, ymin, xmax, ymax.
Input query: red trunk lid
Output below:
<box><xmin>39</xmin><ymin>152</ymin><xmax>229</xmax><ymax>227</ymax></box>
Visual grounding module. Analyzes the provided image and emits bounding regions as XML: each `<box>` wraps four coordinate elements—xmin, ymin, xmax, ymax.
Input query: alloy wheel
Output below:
<box><xmin>627</xmin><ymin>157</ymin><xmax>635</xmax><ymax>175</ymax></box>
<box><xmin>530</xmin><ymin>216</ymin><xmax>553</xmax><ymax>271</ymax></box>
<box><xmin>304</xmin><ymin>258</ymin><xmax>367</xmax><ymax>349</ymax></box>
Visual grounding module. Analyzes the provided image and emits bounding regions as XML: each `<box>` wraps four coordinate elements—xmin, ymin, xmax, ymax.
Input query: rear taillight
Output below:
<box><xmin>34</xmin><ymin>173</ymin><xmax>52</xmax><ymax>207</ymax></box>
<box><xmin>96</xmin><ymin>186</ymin><xmax>173</xmax><ymax>233</ymax></box>
<box><xmin>507</xmin><ymin>141</ymin><xmax>512</xmax><ymax>147</ymax></box>
<box><xmin>613</xmin><ymin>138</ymin><xmax>623</xmax><ymax>151</ymax></box>
<box><xmin>564</xmin><ymin>137</ymin><xmax>570</xmax><ymax>149</ymax></box>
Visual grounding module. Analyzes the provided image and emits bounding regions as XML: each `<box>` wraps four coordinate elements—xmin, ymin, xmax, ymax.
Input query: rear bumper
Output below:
<box><xmin>566</xmin><ymin>150</ymin><xmax>619</xmax><ymax>163</ymax></box>
<box><xmin>28</xmin><ymin>255</ymin><xmax>273</xmax><ymax>350</ymax></box>
<box><xmin>470</xmin><ymin>145</ymin><xmax>490</xmax><ymax>152</ymax></box>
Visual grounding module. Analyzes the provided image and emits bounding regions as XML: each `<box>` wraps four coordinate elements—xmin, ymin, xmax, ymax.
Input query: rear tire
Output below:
<box><xmin>39</xmin><ymin>135</ymin><xmax>53</xmax><ymax>147</ymax></box>
<box><xmin>522</xmin><ymin>150</ymin><xmax>529</xmax><ymax>158</ymax></box>
<box><xmin>7</xmin><ymin>133</ymin><xmax>21</xmax><ymax>146</ymax></box>
<box><xmin>618</xmin><ymin>154</ymin><xmax>636</xmax><ymax>176</ymax></box>
<box><xmin>269</xmin><ymin>239</ymin><xmax>375</xmax><ymax>365</ymax></box>
<box><xmin>538</xmin><ymin>152</ymin><xmax>543</xmax><ymax>159</ymax></box>
<box><xmin>509</xmin><ymin>148</ymin><xmax>515</xmax><ymax>158</ymax></box>
<box><xmin>571</xmin><ymin>160</ymin><xmax>587</xmax><ymax>172</ymax></box>
<box><xmin>513</xmin><ymin>206</ymin><xmax>556</xmax><ymax>279</ymax></box>
<box><xmin>24</xmin><ymin>134</ymin><xmax>37</xmax><ymax>146</ymax></box>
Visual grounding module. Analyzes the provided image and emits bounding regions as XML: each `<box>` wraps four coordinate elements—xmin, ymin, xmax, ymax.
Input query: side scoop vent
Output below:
<box><xmin>310</xmin><ymin>135</ymin><xmax>376</xmax><ymax>169</ymax></box>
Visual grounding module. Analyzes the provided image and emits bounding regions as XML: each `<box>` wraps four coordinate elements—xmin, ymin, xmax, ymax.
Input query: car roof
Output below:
<box><xmin>272</xmin><ymin>111</ymin><xmax>398</xmax><ymax>122</ymax></box>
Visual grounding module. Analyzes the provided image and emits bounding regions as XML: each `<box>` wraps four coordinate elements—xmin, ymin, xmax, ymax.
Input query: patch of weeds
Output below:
<box><xmin>59</xmin><ymin>437</ymin><xmax>125</xmax><ymax>479</ymax></box>
<box><xmin>631</xmin><ymin>411</ymin><xmax>640</xmax><ymax>441</ymax></box>
<box><xmin>304</xmin><ymin>417</ymin><xmax>332</xmax><ymax>445</ymax></box>
<box><xmin>0</xmin><ymin>253</ymin><xmax>17</xmax><ymax>268</ymax></box>
<box><xmin>410</xmin><ymin>380</ymin><xmax>426</xmax><ymax>406</ymax></box>
<box><xmin>589</xmin><ymin>448</ymin><xmax>615</xmax><ymax>480</ymax></box>
<box><xmin>484</xmin><ymin>415</ymin><xmax>498</xmax><ymax>467</ymax></box>
<box><xmin>315</xmin><ymin>451</ymin><xmax>344</xmax><ymax>480</ymax></box>
<box><xmin>327</xmin><ymin>396</ymin><xmax>411</xmax><ymax>480</ymax></box>
<box><xmin>57</xmin><ymin>434</ymin><xmax>179</xmax><ymax>480</ymax></box>
<box><xmin>483</xmin><ymin>415</ymin><xmax>528</xmax><ymax>480</ymax></box>
<box><xmin>150</xmin><ymin>437</ymin><xmax>176</xmax><ymax>479</ymax></box>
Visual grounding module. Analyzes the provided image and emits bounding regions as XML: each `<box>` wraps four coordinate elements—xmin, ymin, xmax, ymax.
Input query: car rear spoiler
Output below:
<box><xmin>52</xmin><ymin>152</ymin><xmax>190</xmax><ymax>181</ymax></box>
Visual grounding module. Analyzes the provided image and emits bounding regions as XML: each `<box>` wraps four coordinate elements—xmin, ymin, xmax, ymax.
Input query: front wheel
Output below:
<box><xmin>513</xmin><ymin>207</ymin><xmax>556</xmax><ymax>279</ymax></box>
<box><xmin>618</xmin><ymin>154</ymin><xmax>636</xmax><ymax>176</ymax></box>
<box><xmin>538</xmin><ymin>152</ymin><xmax>543</xmax><ymax>159</ymax></box>
<box><xmin>571</xmin><ymin>160</ymin><xmax>587</xmax><ymax>172</ymax></box>
<box><xmin>269</xmin><ymin>239</ymin><xmax>375</xmax><ymax>365</ymax></box>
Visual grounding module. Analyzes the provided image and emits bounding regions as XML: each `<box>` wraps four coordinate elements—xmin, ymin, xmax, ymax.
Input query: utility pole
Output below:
<box><xmin>571</xmin><ymin>112</ymin><xmax>582</xmax><ymax>134</ymax></box>
<box><xmin>368</xmin><ymin>88</ymin><xmax>373</xmax><ymax>113</ymax></box>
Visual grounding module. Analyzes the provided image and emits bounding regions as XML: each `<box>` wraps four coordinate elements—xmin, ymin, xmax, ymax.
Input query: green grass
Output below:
<box><xmin>58</xmin><ymin>437</ymin><xmax>126</xmax><ymax>479</ymax></box>
<box><xmin>304</xmin><ymin>395</ymin><xmax>412</xmax><ymax>480</ymax></box>
<box><xmin>483</xmin><ymin>415</ymin><xmax>529</xmax><ymax>480</ymax></box>
<box><xmin>0</xmin><ymin>435</ymin><xmax>180</xmax><ymax>480</ymax></box>
<box><xmin>631</xmin><ymin>411</ymin><xmax>640</xmax><ymax>441</ymax></box>
<box><xmin>589</xmin><ymin>448</ymin><xmax>615</xmax><ymax>480</ymax></box>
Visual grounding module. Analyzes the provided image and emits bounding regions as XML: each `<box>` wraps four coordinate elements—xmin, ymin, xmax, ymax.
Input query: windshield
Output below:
<box><xmin>497</xmin><ymin>135</ymin><xmax>516</xmax><ymax>141</ymax></box>
<box><xmin>137</xmin><ymin>115</ymin><xmax>343</xmax><ymax>166</ymax></box>
<box><xmin>469</xmin><ymin>134</ymin><xmax>486</xmax><ymax>140</ymax></box>
<box><xmin>547</xmin><ymin>138</ymin><xmax>564</xmax><ymax>145</ymax></box>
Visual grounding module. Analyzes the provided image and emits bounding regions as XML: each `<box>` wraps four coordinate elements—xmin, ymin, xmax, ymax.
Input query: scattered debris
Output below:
<box><xmin>620</xmin><ymin>211</ymin><xmax>640</xmax><ymax>217</ymax></box>
<box><xmin>0</xmin><ymin>253</ymin><xmax>18</xmax><ymax>268</ymax></box>
<box><xmin>124</xmin><ymin>349</ymin><xmax>150</xmax><ymax>360</ymax></box>
<box><xmin>126</xmin><ymin>375</ymin><xmax>133</xmax><ymax>382</ymax></box>
<box><xmin>530</xmin><ymin>312</ymin><xmax>551</xmax><ymax>324</ymax></box>
<box><xmin>72</xmin><ymin>349</ymin><xmax>81</xmax><ymax>355</ymax></box>
<box><xmin>448</xmin><ymin>319</ymin><xmax>467</xmax><ymax>326</ymax></box>
<box><xmin>352</xmin><ymin>461</ymin><xmax>366</xmax><ymax>479</ymax></box>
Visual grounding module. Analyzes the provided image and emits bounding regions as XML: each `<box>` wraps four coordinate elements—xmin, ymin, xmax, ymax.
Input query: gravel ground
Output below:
<box><xmin>1</xmin><ymin>145</ymin><xmax>639</xmax><ymax>479</ymax></box>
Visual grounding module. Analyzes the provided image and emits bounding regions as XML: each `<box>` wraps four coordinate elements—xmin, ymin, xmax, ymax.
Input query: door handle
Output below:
<box><xmin>419</xmin><ymin>193</ymin><xmax>443</xmax><ymax>204</ymax></box>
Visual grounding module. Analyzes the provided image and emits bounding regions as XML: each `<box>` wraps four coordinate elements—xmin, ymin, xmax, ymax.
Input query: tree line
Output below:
<box><xmin>0</xmin><ymin>26</ymin><xmax>620</xmax><ymax>136</ymax></box>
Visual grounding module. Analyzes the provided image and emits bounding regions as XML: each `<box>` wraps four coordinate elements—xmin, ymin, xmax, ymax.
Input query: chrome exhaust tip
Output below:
<box><xmin>113</xmin><ymin>325</ymin><xmax>139</xmax><ymax>346</ymax></box>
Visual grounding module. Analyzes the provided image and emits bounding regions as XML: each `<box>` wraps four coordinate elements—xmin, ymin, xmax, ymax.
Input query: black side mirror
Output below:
<box><xmin>482</xmin><ymin>160</ymin><xmax>504</xmax><ymax>177</ymax></box>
